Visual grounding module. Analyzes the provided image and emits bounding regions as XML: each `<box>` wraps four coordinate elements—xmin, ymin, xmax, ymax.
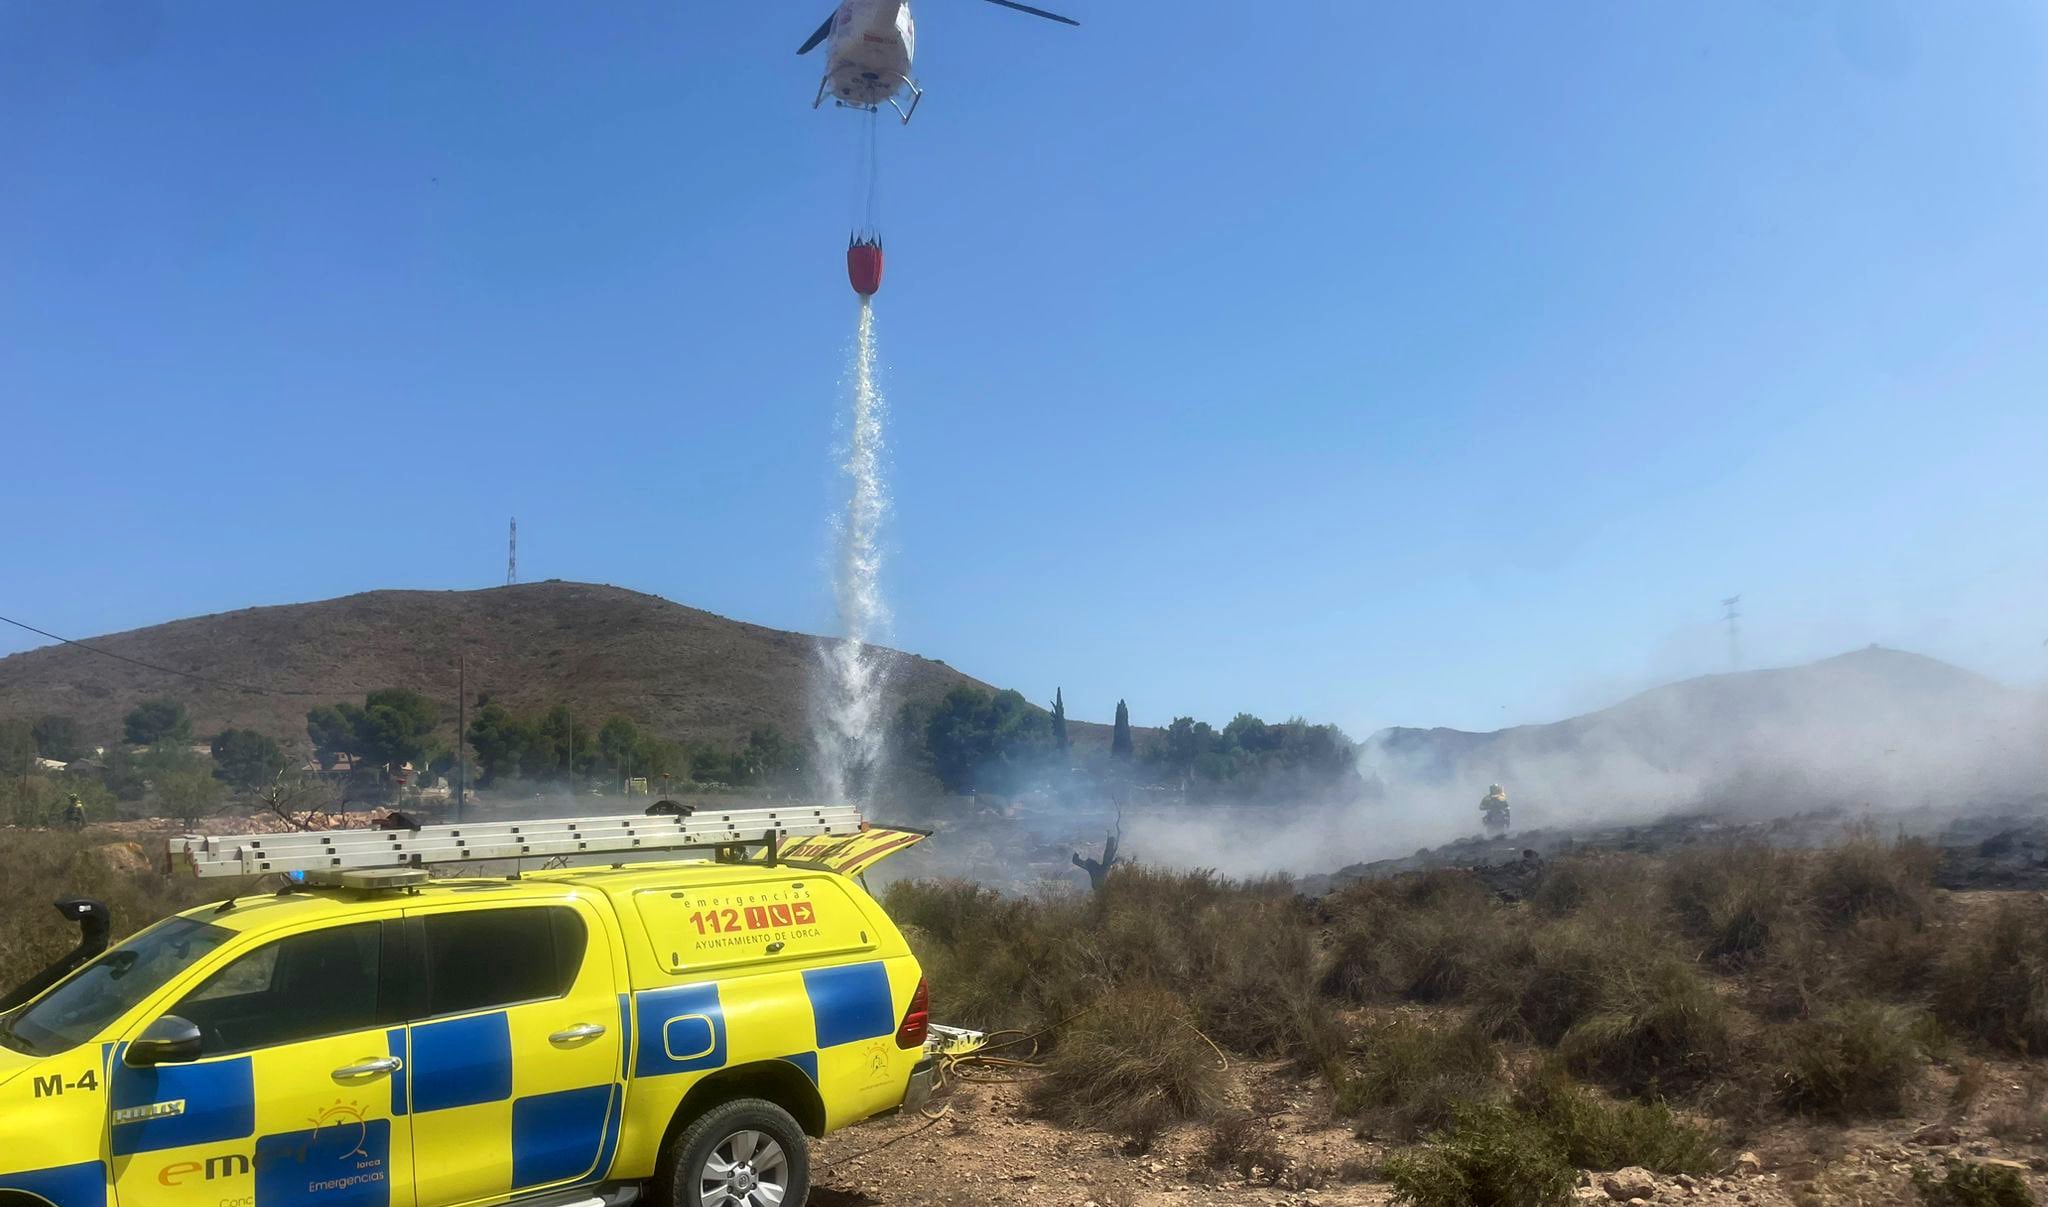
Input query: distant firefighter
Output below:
<box><xmin>1481</xmin><ymin>784</ymin><xmax>1510</xmax><ymax>836</ymax></box>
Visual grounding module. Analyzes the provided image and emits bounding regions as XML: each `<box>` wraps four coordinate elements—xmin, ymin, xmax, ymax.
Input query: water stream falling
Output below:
<box><xmin>813</xmin><ymin>298</ymin><xmax>892</xmax><ymax>803</ymax></box>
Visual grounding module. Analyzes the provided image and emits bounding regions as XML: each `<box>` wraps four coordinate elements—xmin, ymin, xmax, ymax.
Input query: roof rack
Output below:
<box><xmin>174</xmin><ymin>804</ymin><xmax>863</xmax><ymax>880</ymax></box>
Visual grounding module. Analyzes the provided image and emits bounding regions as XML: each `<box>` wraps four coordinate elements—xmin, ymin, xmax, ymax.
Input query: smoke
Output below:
<box><xmin>812</xmin><ymin>300</ymin><xmax>894</xmax><ymax>804</ymax></box>
<box><xmin>1329</xmin><ymin>647</ymin><xmax>2048</xmax><ymax>868</ymax></box>
<box><xmin>936</xmin><ymin>648</ymin><xmax>2048</xmax><ymax>886</ymax></box>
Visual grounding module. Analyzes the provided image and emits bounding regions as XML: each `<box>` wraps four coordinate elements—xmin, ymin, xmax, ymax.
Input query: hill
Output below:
<box><xmin>1360</xmin><ymin>646</ymin><xmax>2046</xmax><ymax>824</ymax></box>
<box><xmin>0</xmin><ymin>582</ymin><xmax>1115</xmax><ymax>755</ymax></box>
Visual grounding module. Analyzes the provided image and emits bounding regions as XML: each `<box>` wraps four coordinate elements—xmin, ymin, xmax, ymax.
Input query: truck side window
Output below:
<box><xmin>419</xmin><ymin>907</ymin><xmax>587</xmax><ymax>1019</ymax></box>
<box><xmin>173</xmin><ymin>922</ymin><xmax>382</xmax><ymax>1055</ymax></box>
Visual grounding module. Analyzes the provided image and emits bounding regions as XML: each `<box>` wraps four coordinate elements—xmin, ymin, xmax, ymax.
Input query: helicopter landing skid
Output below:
<box><xmin>813</xmin><ymin>75</ymin><xmax>923</xmax><ymax>125</ymax></box>
<box><xmin>887</xmin><ymin>76</ymin><xmax>923</xmax><ymax>124</ymax></box>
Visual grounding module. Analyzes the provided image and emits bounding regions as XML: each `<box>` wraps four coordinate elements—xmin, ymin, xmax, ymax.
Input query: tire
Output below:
<box><xmin>659</xmin><ymin>1097</ymin><xmax>811</xmax><ymax>1207</ymax></box>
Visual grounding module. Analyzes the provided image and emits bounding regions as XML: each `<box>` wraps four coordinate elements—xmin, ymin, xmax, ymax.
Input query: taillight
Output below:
<box><xmin>896</xmin><ymin>976</ymin><xmax>930</xmax><ymax>1049</ymax></box>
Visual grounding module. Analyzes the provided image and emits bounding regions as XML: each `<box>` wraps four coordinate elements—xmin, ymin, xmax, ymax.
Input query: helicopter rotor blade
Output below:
<box><xmin>978</xmin><ymin>0</ymin><xmax>1080</xmax><ymax>26</ymax></box>
<box><xmin>797</xmin><ymin>12</ymin><xmax>835</xmax><ymax>55</ymax></box>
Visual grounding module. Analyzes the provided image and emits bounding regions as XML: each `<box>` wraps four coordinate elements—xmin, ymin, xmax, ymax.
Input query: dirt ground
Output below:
<box><xmin>813</xmin><ymin>1057</ymin><xmax>2048</xmax><ymax>1207</ymax></box>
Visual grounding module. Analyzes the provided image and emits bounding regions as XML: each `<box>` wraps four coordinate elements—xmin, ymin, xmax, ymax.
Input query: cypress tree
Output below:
<box><xmin>1052</xmin><ymin>688</ymin><xmax>1070</xmax><ymax>753</ymax></box>
<box><xmin>1111</xmin><ymin>699</ymin><xmax>1133</xmax><ymax>759</ymax></box>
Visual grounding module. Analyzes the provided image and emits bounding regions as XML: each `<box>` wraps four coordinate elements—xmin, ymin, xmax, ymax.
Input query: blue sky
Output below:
<box><xmin>4</xmin><ymin>1</ymin><xmax>2045</xmax><ymax>738</ymax></box>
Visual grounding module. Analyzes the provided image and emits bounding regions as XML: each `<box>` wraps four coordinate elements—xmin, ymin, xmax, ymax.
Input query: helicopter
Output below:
<box><xmin>798</xmin><ymin>0</ymin><xmax>1078</xmax><ymax>124</ymax></box>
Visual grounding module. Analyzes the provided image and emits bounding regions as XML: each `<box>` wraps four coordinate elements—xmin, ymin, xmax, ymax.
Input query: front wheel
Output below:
<box><xmin>661</xmin><ymin>1097</ymin><xmax>811</xmax><ymax>1207</ymax></box>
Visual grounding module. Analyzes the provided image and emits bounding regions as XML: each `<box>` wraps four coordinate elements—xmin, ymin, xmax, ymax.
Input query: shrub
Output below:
<box><xmin>1029</xmin><ymin>984</ymin><xmax>1225</xmax><ymax>1145</ymax></box>
<box><xmin>1333</xmin><ymin>1017</ymin><xmax>1502</xmax><ymax>1139</ymax></box>
<box><xmin>1933</xmin><ymin>900</ymin><xmax>2048</xmax><ymax>1055</ymax></box>
<box><xmin>1203</xmin><ymin>1114</ymin><xmax>1297</xmax><ymax>1184</ymax></box>
<box><xmin>1516</xmin><ymin>1072</ymin><xmax>1722</xmax><ymax>1174</ymax></box>
<box><xmin>1383</xmin><ymin>1102</ymin><xmax>1576</xmax><ymax>1207</ymax></box>
<box><xmin>1808</xmin><ymin>830</ymin><xmax>1937</xmax><ymax>930</ymax></box>
<box><xmin>884</xmin><ymin>879</ymin><xmax>1093</xmax><ymax>1030</ymax></box>
<box><xmin>1911</xmin><ymin>1159</ymin><xmax>2036</xmax><ymax>1207</ymax></box>
<box><xmin>1182</xmin><ymin>892</ymin><xmax>1344</xmax><ymax>1072</ymax></box>
<box><xmin>1664</xmin><ymin>845</ymin><xmax>1804</xmax><ymax>967</ymax></box>
<box><xmin>1322</xmin><ymin>873</ymin><xmax>1503</xmax><ymax>1006</ymax></box>
<box><xmin>1559</xmin><ymin>957</ymin><xmax>1732</xmax><ymax>1096</ymax></box>
<box><xmin>1770</xmin><ymin>1000</ymin><xmax>1926</xmax><ymax>1118</ymax></box>
<box><xmin>1471</xmin><ymin>919</ymin><xmax>1664</xmax><ymax>1046</ymax></box>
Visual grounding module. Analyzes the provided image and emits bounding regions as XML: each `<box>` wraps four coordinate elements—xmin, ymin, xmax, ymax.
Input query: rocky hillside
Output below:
<box><xmin>0</xmin><ymin>582</ymin><xmax>1114</xmax><ymax>753</ymax></box>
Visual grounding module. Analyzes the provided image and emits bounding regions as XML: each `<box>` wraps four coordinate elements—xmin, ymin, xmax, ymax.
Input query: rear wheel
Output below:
<box><xmin>660</xmin><ymin>1097</ymin><xmax>811</xmax><ymax>1207</ymax></box>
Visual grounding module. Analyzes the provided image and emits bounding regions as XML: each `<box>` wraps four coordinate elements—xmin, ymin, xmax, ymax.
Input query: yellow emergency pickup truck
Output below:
<box><xmin>0</xmin><ymin>807</ymin><xmax>938</xmax><ymax>1207</ymax></box>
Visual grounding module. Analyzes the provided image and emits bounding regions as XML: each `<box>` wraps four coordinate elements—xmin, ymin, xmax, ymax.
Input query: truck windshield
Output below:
<box><xmin>0</xmin><ymin>917</ymin><xmax>232</xmax><ymax>1056</ymax></box>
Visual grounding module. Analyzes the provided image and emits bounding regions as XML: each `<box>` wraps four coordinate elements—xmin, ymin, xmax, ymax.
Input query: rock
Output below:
<box><xmin>1573</xmin><ymin>1189</ymin><xmax>1606</xmax><ymax>1204</ymax></box>
<box><xmin>2031</xmin><ymin>1156</ymin><xmax>2048</xmax><ymax>1172</ymax></box>
<box><xmin>92</xmin><ymin>841</ymin><xmax>149</xmax><ymax>873</ymax></box>
<box><xmin>1968</xmin><ymin>1141</ymin><xmax>1991</xmax><ymax>1156</ymax></box>
<box><xmin>1627</xmin><ymin>1200</ymin><xmax>1649</xmax><ymax>1207</ymax></box>
<box><xmin>1983</xmin><ymin>1158</ymin><xmax>2030</xmax><ymax>1172</ymax></box>
<box><xmin>1734</xmin><ymin>1152</ymin><xmax>1763</xmax><ymax>1175</ymax></box>
<box><xmin>1602</xmin><ymin>1168</ymin><xmax>1658</xmax><ymax>1201</ymax></box>
<box><xmin>1912</xmin><ymin>1124</ymin><xmax>1959</xmax><ymax>1146</ymax></box>
<box><xmin>1673</xmin><ymin>1174</ymin><xmax>1697</xmax><ymax>1192</ymax></box>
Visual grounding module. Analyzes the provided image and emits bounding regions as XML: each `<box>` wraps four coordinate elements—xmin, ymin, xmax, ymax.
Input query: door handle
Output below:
<box><xmin>549</xmin><ymin>1023</ymin><xmax>607</xmax><ymax>1046</ymax></box>
<box><xmin>332</xmin><ymin>1057</ymin><xmax>403</xmax><ymax>1080</ymax></box>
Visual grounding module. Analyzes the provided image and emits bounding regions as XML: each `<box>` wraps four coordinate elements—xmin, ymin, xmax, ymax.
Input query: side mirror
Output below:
<box><xmin>126</xmin><ymin>1016</ymin><xmax>203</xmax><ymax>1067</ymax></box>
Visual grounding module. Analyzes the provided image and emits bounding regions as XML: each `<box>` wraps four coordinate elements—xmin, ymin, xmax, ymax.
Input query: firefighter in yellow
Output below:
<box><xmin>61</xmin><ymin>794</ymin><xmax>87</xmax><ymax>831</ymax></box>
<box><xmin>1480</xmin><ymin>784</ymin><xmax>1510</xmax><ymax>836</ymax></box>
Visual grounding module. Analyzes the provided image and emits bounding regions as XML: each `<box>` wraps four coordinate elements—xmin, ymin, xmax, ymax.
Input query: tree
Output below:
<box><xmin>1072</xmin><ymin>828</ymin><xmax>1122</xmax><ymax>892</ymax></box>
<box><xmin>356</xmin><ymin>688</ymin><xmax>439</xmax><ymax>768</ymax></box>
<box><xmin>919</xmin><ymin>687</ymin><xmax>1053</xmax><ymax>794</ymax></box>
<box><xmin>31</xmin><ymin>715</ymin><xmax>82</xmax><ymax>762</ymax></box>
<box><xmin>211</xmin><ymin>728</ymin><xmax>288</xmax><ymax>792</ymax></box>
<box><xmin>632</xmin><ymin>733</ymin><xmax>684</xmax><ymax>783</ymax></box>
<box><xmin>156</xmin><ymin>764</ymin><xmax>223</xmax><ymax>829</ymax></box>
<box><xmin>306</xmin><ymin>704</ymin><xmax>361</xmax><ymax>771</ymax></box>
<box><xmin>531</xmin><ymin>705</ymin><xmax>580</xmax><ymax>780</ymax></box>
<box><xmin>257</xmin><ymin>772</ymin><xmax>340</xmax><ymax>831</ymax></box>
<box><xmin>125</xmin><ymin>697</ymin><xmax>191</xmax><ymax>746</ymax></box>
<box><xmin>597</xmin><ymin>717</ymin><xmax>641</xmax><ymax>780</ymax></box>
<box><xmin>100</xmin><ymin>744</ymin><xmax>146</xmax><ymax>800</ymax></box>
<box><xmin>1052</xmin><ymin>688</ymin><xmax>1070</xmax><ymax>755</ymax></box>
<box><xmin>0</xmin><ymin>718</ymin><xmax>34</xmax><ymax>777</ymax></box>
<box><xmin>730</xmin><ymin>727</ymin><xmax>802</xmax><ymax>789</ymax></box>
<box><xmin>1151</xmin><ymin>716</ymin><xmax>1213</xmax><ymax>782</ymax></box>
<box><xmin>467</xmin><ymin>702</ymin><xmax>533</xmax><ymax>785</ymax></box>
<box><xmin>1223</xmin><ymin>712</ymin><xmax>1276</xmax><ymax>754</ymax></box>
<box><xmin>1111</xmin><ymin>699</ymin><xmax>1134</xmax><ymax>759</ymax></box>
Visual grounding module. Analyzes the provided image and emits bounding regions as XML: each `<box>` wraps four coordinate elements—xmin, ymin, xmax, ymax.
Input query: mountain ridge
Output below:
<box><xmin>0</xmin><ymin>582</ymin><xmax>1119</xmax><ymax>754</ymax></box>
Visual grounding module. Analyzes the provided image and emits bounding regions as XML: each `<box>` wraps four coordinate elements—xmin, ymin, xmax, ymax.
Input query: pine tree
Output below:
<box><xmin>1052</xmin><ymin>688</ymin><xmax>1070</xmax><ymax>753</ymax></box>
<box><xmin>1111</xmin><ymin>699</ymin><xmax>1133</xmax><ymax>759</ymax></box>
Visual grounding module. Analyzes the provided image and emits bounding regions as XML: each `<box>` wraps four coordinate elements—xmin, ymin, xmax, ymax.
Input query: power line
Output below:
<box><xmin>0</xmin><ymin>612</ymin><xmax>327</xmax><ymax>698</ymax></box>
